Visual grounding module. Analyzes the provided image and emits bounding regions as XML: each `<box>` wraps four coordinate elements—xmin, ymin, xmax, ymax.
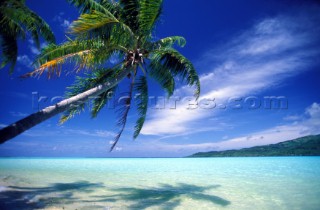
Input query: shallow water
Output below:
<box><xmin>0</xmin><ymin>157</ymin><xmax>319</xmax><ymax>210</ymax></box>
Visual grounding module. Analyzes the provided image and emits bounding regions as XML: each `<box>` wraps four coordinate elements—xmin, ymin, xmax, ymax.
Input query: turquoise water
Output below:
<box><xmin>0</xmin><ymin>157</ymin><xmax>319</xmax><ymax>210</ymax></box>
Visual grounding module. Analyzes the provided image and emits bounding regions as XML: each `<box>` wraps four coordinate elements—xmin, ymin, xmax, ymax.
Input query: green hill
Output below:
<box><xmin>188</xmin><ymin>135</ymin><xmax>320</xmax><ymax>157</ymax></box>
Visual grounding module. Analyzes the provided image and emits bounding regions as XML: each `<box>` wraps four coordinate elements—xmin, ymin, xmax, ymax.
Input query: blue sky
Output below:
<box><xmin>0</xmin><ymin>0</ymin><xmax>320</xmax><ymax>157</ymax></box>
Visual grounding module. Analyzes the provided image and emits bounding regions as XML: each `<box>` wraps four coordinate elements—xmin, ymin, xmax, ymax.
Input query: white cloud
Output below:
<box><xmin>30</xmin><ymin>46</ymin><xmax>40</xmax><ymax>55</ymax></box>
<box><xmin>302</xmin><ymin>103</ymin><xmax>320</xmax><ymax>133</ymax></box>
<box><xmin>41</xmin><ymin>43</ymin><xmax>48</xmax><ymax>49</ymax></box>
<box><xmin>28</xmin><ymin>39</ymin><xmax>34</xmax><ymax>45</ymax></box>
<box><xmin>141</xmin><ymin>10</ymin><xmax>320</xmax><ymax>136</ymax></box>
<box><xmin>201</xmin><ymin>102</ymin><xmax>320</xmax><ymax>150</ymax></box>
<box><xmin>109</xmin><ymin>53</ymin><xmax>121</xmax><ymax>64</ymax></box>
<box><xmin>140</xmin><ymin>102</ymin><xmax>320</xmax><ymax>154</ymax></box>
<box><xmin>305</xmin><ymin>103</ymin><xmax>320</xmax><ymax>118</ymax></box>
<box><xmin>17</xmin><ymin>55</ymin><xmax>32</xmax><ymax>68</ymax></box>
<box><xmin>10</xmin><ymin>111</ymin><xmax>28</xmax><ymax>117</ymax></box>
<box><xmin>23</xmin><ymin>128</ymin><xmax>115</xmax><ymax>138</ymax></box>
<box><xmin>27</xmin><ymin>39</ymin><xmax>48</xmax><ymax>55</ymax></box>
<box><xmin>61</xmin><ymin>20</ymin><xmax>71</xmax><ymax>29</ymax></box>
<box><xmin>115</xmin><ymin>147</ymin><xmax>123</xmax><ymax>152</ymax></box>
<box><xmin>238</xmin><ymin>18</ymin><xmax>307</xmax><ymax>56</ymax></box>
<box><xmin>54</xmin><ymin>12</ymin><xmax>71</xmax><ymax>30</ymax></box>
<box><xmin>0</xmin><ymin>91</ymin><xmax>29</xmax><ymax>99</ymax></box>
<box><xmin>63</xmin><ymin>129</ymin><xmax>116</xmax><ymax>138</ymax></box>
<box><xmin>0</xmin><ymin>124</ymin><xmax>7</xmax><ymax>128</ymax></box>
<box><xmin>283</xmin><ymin>115</ymin><xmax>301</xmax><ymax>121</ymax></box>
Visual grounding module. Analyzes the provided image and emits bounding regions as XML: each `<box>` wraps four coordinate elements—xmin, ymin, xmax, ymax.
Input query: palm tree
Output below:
<box><xmin>0</xmin><ymin>0</ymin><xmax>55</xmax><ymax>73</ymax></box>
<box><xmin>0</xmin><ymin>0</ymin><xmax>200</xmax><ymax>150</ymax></box>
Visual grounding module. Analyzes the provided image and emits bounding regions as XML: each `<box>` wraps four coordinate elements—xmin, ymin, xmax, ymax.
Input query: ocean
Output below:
<box><xmin>0</xmin><ymin>157</ymin><xmax>319</xmax><ymax>210</ymax></box>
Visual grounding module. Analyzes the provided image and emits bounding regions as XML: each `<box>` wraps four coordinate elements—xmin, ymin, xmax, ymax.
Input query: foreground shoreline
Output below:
<box><xmin>1</xmin><ymin>157</ymin><xmax>320</xmax><ymax>209</ymax></box>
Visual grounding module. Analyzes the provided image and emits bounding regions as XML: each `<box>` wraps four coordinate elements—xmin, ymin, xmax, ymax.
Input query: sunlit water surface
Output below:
<box><xmin>0</xmin><ymin>157</ymin><xmax>319</xmax><ymax>210</ymax></box>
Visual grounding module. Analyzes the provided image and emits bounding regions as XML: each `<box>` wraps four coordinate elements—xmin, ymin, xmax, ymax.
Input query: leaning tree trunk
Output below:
<box><xmin>0</xmin><ymin>68</ymin><xmax>131</xmax><ymax>144</ymax></box>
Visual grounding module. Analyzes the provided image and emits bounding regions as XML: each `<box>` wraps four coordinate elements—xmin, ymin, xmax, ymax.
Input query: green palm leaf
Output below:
<box><xmin>150</xmin><ymin>48</ymin><xmax>200</xmax><ymax>99</ymax></box>
<box><xmin>0</xmin><ymin>0</ymin><xmax>55</xmax><ymax>73</ymax></box>
<box><xmin>99</xmin><ymin>0</ymin><xmax>122</xmax><ymax>17</ymax></box>
<box><xmin>150</xmin><ymin>36</ymin><xmax>186</xmax><ymax>50</ymax></box>
<box><xmin>60</xmin><ymin>67</ymin><xmax>121</xmax><ymax>123</ymax></box>
<box><xmin>24</xmin><ymin>39</ymin><xmax>125</xmax><ymax>77</ymax></box>
<box><xmin>70</xmin><ymin>10</ymin><xmax>119</xmax><ymax>35</ymax></box>
<box><xmin>119</xmin><ymin>0</ymin><xmax>140</xmax><ymax>33</ymax></box>
<box><xmin>138</xmin><ymin>0</ymin><xmax>163</xmax><ymax>38</ymax></box>
<box><xmin>0</xmin><ymin>35</ymin><xmax>18</xmax><ymax>73</ymax></box>
<box><xmin>1</xmin><ymin>6</ymin><xmax>27</xmax><ymax>39</ymax></box>
<box><xmin>133</xmin><ymin>75</ymin><xmax>148</xmax><ymax>139</ymax></box>
<box><xmin>20</xmin><ymin>6</ymin><xmax>55</xmax><ymax>45</ymax></box>
<box><xmin>68</xmin><ymin>0</ymin><xmax>118</xmax><ymax>15</ymax></box>
<box><xmin>149</xmin><ymin>59</ymin><xmax>175</xmax><ymax>97</ymax></box>
<box><xmin>111</xmin><ymin>75</ymin><xmax>135</xmax><ymax>151</ymax></box>
<box><xmin>91</xmin><ymin>87</ymin><xmax>117</xmax><ymax>118</ymax></box>
<box><xmin>69</xmin><ymin>10</ymin><xmax>135</xmax><ymax>48</ymax></box>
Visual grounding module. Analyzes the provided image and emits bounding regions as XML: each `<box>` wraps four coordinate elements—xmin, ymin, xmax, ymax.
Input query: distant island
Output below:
<box><xmin>188</xmin><ymin>135</ymin><xmax>320</xmax><ymax>157</ymax></box>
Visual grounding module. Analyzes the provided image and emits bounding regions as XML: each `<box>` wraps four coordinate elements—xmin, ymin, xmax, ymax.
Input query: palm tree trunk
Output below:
<box><xmin>0</xmin><ymin>68</ymin><xmax>131</xmax><ymax>144</ymax></box>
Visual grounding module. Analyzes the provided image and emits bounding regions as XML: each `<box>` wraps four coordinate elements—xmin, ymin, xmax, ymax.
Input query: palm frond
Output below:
<box><xmin>150</xmin><ymin>48</ymin><xmax>200</xmax><ymax>99</ymax></box>
<box><xmin>133</xmin><ymin>75</ymin><xmax>148</xmax><ymax>139</ymax></box>
<box><xmin>68</xmin><ymin>0</ymin><xmax>115</xmax><ymax>14</ymax></box>
<box><xmin>1</xmin><ymin>2</ymin><xmax>55</xmax><ymax>45</ymax></box>
<box><xmin>24</xmin><ymin>49</ymin><xmax>92</xmax><ymax>78</ymax></box>
<box><xmin>0</xmin><ymin>0</ymin><xmax>55</xmax><ymax>72</ymax></box>
<box><xmin>23</xmin><ymin>39</ymin><xmax>124</xmax><ymax>77</ymax></box>
<box><xmin>59</xmin><ymin>94</ymin><xmax>86</xmax><ymax>124</ymax></box>
<box><xmin>60</xmin><ymin>67</ymin><xmax>121</xmax><ymax>123</ymax></box>
<box><xmin>138</xmin><ymin>0</ymin><xmax>163</xmax><ymax>38</ymax></box>
<box><xmin>0</xmin><ymin>35</ymin><xmax>17</xmax><ymax>73</ymax></box>
<box><xmin>99</xmin><ymin>0</ymin><xmax>122</xmax><ymax>17</ymax></box>
<box><xmin>149</xmin><ymin>59</ymin><xmax>175</xmax><ymax>97</ymax></box>
<box><xmin>119</xmin><ymin>0</ymin><xmax>139</xmax><ymax>33</ymax></box>
<box><xmin>91</xmin><ymin>86</ymin><xmax>117</xmax><ymax>118</ymax></box>
<box><xmin>69</xmin><ymin>10</ymin><xmax>135</xmax><ymax>47</ymax></box>
<box><xmin>0</xmin><ymin>7</ymin><xmax>27</xmax><ymax>39</ymax></box>
<box><xmin>111</xmin><ymin>72</ymin><xmax>135</xmax><ymax>151</ymax></box>
<box><xmin>150</xmin><ymin>36</ymin><xmax>186</xmax><ymax>50</ymax></box>
<box><xmin>23</xmin><ymin>8</ymin><xmax>55</xmax><ymax>44</ymax></box>
<box><xmin>69</xmin><ymin>10</ymin><xmax>119</xmax><ymax>35</ymax></box>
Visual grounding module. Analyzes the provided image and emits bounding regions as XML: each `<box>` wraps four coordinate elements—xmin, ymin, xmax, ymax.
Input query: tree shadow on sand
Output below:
<box><xmin>0</xmin><ymin>181</ymin><xmax>105</xmax><ymax>210</ymax></box>
<box><xmin>89</xmin><ymin>183</ymin><xmax>231</xmax><ymax>209</ymax></box>
<box><xmin>0</xmin><ymin>181</ymin><xmax>230</xmax><ymax>209</ymax></box>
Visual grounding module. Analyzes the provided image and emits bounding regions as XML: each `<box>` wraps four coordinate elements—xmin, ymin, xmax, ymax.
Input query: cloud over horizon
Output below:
<box><xmin>141</xmin><ymin>9</ymin><xmax>320</xmax><ymax>137</ymax></box>
<box><xmin>132</xmin><ymin>102</ymin><xmax>320</xmax><ymax>155</ymax></box>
